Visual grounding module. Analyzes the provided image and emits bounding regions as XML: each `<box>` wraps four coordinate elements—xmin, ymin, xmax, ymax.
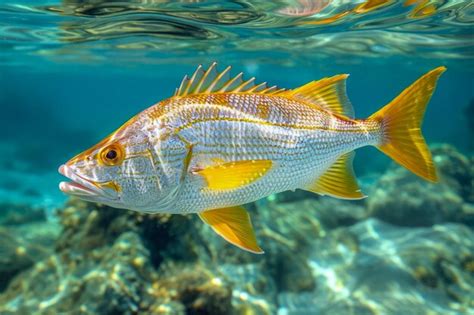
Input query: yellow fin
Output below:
<box><xmin>282</xmin><ymin>74</ymin><xmax>354</xmax><ymax>118</ymax></box>
<box><xmin>174</xmin><ymin>62</ymin><xmax>285</xmax><ymax>97</ymax></box>
<box><xmin>199</xmin><ymin>206</ymin><xmax>264</xmax><ymax>254</ymax></box>
<box><xmin>306</xmin><ymin>152</ymin><xmax>365</xmax><ymax>200</ymax></box>
<box><xmin>196</xmin><ymin>159</ymin><xmax>272</xmax><ymax>191</ymax></box>
<box><xmin>369</xmin><ymin>66</ymin><xmax>446</xmax><ymax>182</ymax></box>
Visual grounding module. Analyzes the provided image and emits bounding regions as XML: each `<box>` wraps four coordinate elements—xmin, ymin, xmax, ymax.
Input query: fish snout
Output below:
<box><xmin>58</xmin><ymin>164</ymin><xmax>119</xmax><ymax>201</ymax></box>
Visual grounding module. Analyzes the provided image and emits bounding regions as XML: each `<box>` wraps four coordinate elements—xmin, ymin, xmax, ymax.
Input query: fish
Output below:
<box><xmin>59</xmin><ymin>63</ymin><xmax>446</xmax><ymax>254</ymax></box>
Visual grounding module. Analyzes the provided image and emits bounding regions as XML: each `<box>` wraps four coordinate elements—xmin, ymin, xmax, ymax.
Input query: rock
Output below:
<box><xmin>0</xmin><ymin>208</ymin><xmax>59</xmax><ymax>293</ymax></box>
<box><xmin>307</xmin><ymin>197</ymin><xmax>369</xmax><ymax>228</ymax></box>
<box><xmin>0</xmin><ymin>229</ymin><xmax>37</xmax><ymax>292</ymax></box>
<box><xmin>1</xmin><ymin>143</ymin><xmax>472</xmax><ymax>314</ymax></box>
<box><xmin>0</xmin><ymin>202</ymin><xmax>47</xmax><ymax>226</ymax></box>
<box><xmin>0</xmin><ymin>229</ymin><xmax>182</xmax><ymax>314</ymax></box>
<box><xmin>0</xmin><ymin>198</ymin><xmax>235</xmax><ymax>314</ymax></box>
<box><xmin>432</xmin><ymin>145</ymin><xmax>474</xmax><ymax>203</ymax></box>
<box><xmin>278</xmin><ymin>219</ymin><xmax>474</xmax><ymax>315</ymax></box>
<box><xmin>368</xmin><ymin>145</ymin><xmax>473</xmax><ymax>226</ymax></box>
<box><xmin>158</xmin><ymin>263</ymin><xmax>233</xmax><ymax>315</ymax></box>
<box><xmin>256</xmin><ymin>198</ymin><xmax>368</xmax><ymax>294</ymax></box>
<box><xmin>219</xmin><ymin>263</ymin><xmax>276</xmax><ymax>314</ymax></box>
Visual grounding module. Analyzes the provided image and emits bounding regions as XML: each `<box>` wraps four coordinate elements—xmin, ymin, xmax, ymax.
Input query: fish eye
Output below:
<box><xmin>99</xmin><ymin>143</ymin><xmax>124</xmax><ymax>166</ymax></box>
<box><xmin>106</xmin><ymin>150</ymin><xmax>117</xmax><ymax>160</ymax></box>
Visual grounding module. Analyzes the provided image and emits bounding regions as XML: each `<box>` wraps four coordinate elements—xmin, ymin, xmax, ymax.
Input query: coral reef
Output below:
<box><xmin>0</xmin><ymin>144</ymin><xmax>472</xmax><ymax>314</ymax></box>
<box><xmin>0</xmin><ymin>200</ymin><xmax>240</xmax><ymax>314</ymax></box>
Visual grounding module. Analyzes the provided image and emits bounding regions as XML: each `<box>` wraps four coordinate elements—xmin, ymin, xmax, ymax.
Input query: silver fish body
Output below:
<box><xmin>146</xmin><ymin>93</ymin><xmax>381</xmax><ymax>214</ymax></box>
<box><xmin>59</xmin><ymin>63</ymin><xmax>445</xmax><ymax>253</ymax></box>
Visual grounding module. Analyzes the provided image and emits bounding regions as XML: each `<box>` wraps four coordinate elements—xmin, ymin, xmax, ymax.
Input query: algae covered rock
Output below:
<box><xmin>0</xmin><ymin>198</ymin><xmax>235</xmax><ymax>315</ymax></box>
<box><xmin>279</xmin><ymin>219</ymin><xmax>474</xmax><ymax>315</ymax></box>
<box><xmin>368</xmin><ymin>144</ymin><xmax>473</xmax><ymax>226</ymax></box>
<box><xmin>432</xmin><ymin>144</ymin><xmax>474</xmax><ymax>204</ymax></box>
<box><xmin>0</xmin><ymin>228</ymin><xmax>41</xmax><ymax>292</ymax></box>
<box><xmin>0</xmin><ymin>202</ymin><xmax>59</xmax><ymax>292</ymax></box>
<box><xmin>0</xmin><ymin>195</ymin><xmax>325</xmax><ymax>314</ymax></box>
<box><xmin>0</xmin><ymin>230</ymin><xmax>167</xmax><ymax>314</ymax></box>
<box><xmin>0</xmin><ymin>202</ymin><xmax>47</xmax><ymax>226</ymax></box>
<box><xmin>158</xmin><ymin>263</ymin><xmax>233</xmax><ymax>315</ymax></box>
<box><xmin>0</xmin><ymin>143</ymin><xmax>472</xmax><ymax>314</ymax></box>
<box><xmin>1</xmin><ymin>193</ymin><xmax>310</xmax><ymax>315</ymax></box>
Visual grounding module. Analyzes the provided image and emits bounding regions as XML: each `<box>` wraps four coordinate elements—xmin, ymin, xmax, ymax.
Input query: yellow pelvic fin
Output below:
<box><xmin>196</xmin><ymin>159</ymin><xmax>272</xmax><ymax>191</ymax></box>
<box><xmin>306</xmin><ymin>152</ymin><xmax>365</xmax><ymax>200</ymax></box>
<box><xmin>198</xmin><ymin>206</ymin><xmax>264</xmax><ymax>254</ymax></box>
<box><xmin>282</xmin><ymin>74</ymin><xmax>354</xmax><ymax>118</ymax></box>
<box><xmin>174</xmin><ymin>62</ymin><xmax>285</xmax><ymax>97</ymax></box>
<box><xmin>369</xmin><ymin>66</ymin><xmax>446</xmax><ymax>183</ymax></box>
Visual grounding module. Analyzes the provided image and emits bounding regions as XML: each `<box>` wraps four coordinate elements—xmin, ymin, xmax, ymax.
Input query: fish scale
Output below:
<box><xmin>150</xmin><ymin>96</ymin><xmax>379</xmax><ymax>213</ymax></box>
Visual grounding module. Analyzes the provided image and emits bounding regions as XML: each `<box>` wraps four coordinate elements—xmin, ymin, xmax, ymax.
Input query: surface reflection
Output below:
<box><xmin>0</xmin><ymin>0</ymin><xmax>472</xmax><ymax>66</ymax></box>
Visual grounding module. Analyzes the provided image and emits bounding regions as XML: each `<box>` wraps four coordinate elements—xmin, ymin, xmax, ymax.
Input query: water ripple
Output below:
<box><xmin>0</xmin><ymin>0</ymin><xmax>473</xmax><ymax>67</ymax></box>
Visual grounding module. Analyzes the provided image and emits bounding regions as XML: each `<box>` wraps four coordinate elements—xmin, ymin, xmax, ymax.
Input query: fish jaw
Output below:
<box><xmin>58</xmin><ymin>164</ymin><xmax>119</xmax><ymax>203</ymax></box>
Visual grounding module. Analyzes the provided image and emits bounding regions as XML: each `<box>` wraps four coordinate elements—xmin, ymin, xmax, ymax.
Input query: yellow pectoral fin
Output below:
<box><xmin>306</xmin><ymin>152</ymin><xmax>366</xmax><ymax>200</ymax></box>
<box><xmin>198</xmin><ymin>206</ymin><xmax>264</xmax><ymax>254</ymax></box>
<box><xmin>196</xmin><ymin>159</ymin><xmax>272</xmax><ymax>191</ymax></box>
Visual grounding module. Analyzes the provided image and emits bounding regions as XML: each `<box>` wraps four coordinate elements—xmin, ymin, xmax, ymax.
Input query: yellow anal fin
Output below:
<box><xmin>196</xmin><ymin>159</ymin><xmax>272</xmax><ymax>191</ymax></box>
<box><xmin>198</xmin><ymin>206</ymin><xmax>264</xmax><ymax>254</ymax></box>
<box><xmin>306</xmin><ymin>152</ymin><xmax>365</xmax><ymax>200</ymax></box>
<box><xmin>282</xmin><ymin>74</ymin><xmax>354</xmax><ymax>118</ymax></box>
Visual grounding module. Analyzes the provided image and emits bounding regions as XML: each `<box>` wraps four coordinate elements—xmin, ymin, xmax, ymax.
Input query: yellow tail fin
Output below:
<box><xmin>369</xmin><ymin>66</ymin><xmax>446</xmax><ymax>182</ymax></box>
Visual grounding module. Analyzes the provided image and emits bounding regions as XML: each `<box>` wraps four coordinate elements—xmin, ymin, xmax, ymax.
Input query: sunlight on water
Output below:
<box><xmin>1</xmin><ymin>0</ymin><xmax>473</xmax><ymax>67</ymax></box>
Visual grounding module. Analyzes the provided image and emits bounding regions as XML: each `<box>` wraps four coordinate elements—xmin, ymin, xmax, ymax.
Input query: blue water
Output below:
<box><xmin>0</xmin><ymin>1</ymin><xmax>473</xmax><ymax>314</ymax></box>
<box><xmin>1</xmin><ymin>56</ymin><xmax>472</xmax><ymax>209</ymax></box>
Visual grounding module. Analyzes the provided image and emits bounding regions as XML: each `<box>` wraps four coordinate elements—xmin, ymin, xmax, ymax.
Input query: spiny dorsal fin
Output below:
<box><xmin>174</xmin><ymin>62</ymin><xmax>285</xmax><ymax>97</ymax></box>
<box><xmin>305</xmin><ymin>152</ymin><xmax>365</xmax><ymax>200</ymax></box>
<box><xmin>282</xmin><ymin>74</ymin><xmax>354</xmax><ymax>118</ymax></box>
<box><xmin>198</xmin><ymin>206</ymin><xmax>264</xmax><ymax>254</ymax></box>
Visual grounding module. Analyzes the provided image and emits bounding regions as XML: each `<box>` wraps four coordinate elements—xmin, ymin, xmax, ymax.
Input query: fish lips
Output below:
<box><xmin>58</xmin><ymin>164</ymin><xmax>118</xmax><ymax>202</ymax></box>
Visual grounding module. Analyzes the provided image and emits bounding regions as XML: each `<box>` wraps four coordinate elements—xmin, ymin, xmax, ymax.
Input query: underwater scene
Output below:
<box><xmin>0</xmin><ymin>0</ymin><xmax>473</xmax><ymax>314</ymax></box>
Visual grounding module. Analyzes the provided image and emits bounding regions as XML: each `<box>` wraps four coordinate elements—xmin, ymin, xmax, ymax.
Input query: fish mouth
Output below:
<box><xmin>58</xmin><ymin>165</ymin><xmax>118</xmax><ymax>201</ymax></box>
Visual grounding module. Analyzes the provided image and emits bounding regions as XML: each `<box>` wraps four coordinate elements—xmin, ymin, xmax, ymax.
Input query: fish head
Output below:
<box><xmin>58</xmin><ymin>118</ymin><xmax>179</xmax><ymax>211</ymax></box>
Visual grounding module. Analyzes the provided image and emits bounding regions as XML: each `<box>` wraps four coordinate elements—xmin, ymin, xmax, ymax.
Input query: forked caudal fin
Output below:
<box><xmin>369</xmin><ymin>66</ymin><xmax>446</xmax><ymax>182</ymax></box>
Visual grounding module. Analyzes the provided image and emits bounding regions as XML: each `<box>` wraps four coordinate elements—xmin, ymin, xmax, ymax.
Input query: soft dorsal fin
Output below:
<box><xmin>194</xmin><ymin>159</ymin><xmax>273</xmax><ymax>191</ymax></box>
<box><xmin>198</xmin><ymin>206</ymin><xmax>263</xmax><ymax>254</ymax></box>
<box><xmin>174</xmin><ymin>62</ymin><xmax>286</xmax><ymax>97</ymax></box>
<box><xmin>282</xmin><ymin>74</ymin><xmax>354</xmax><ymax>118</ymax></box>
<box><xmin>305</xmin><ymin>152</ymin><xmax>365</xmax><ymax>199</ymax></box>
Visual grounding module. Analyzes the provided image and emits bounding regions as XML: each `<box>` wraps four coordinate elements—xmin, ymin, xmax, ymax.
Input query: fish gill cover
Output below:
<box><xmin>0</xmin><ymin>1</ymin><xmax>473</xmax><ymax>315</ymax></box>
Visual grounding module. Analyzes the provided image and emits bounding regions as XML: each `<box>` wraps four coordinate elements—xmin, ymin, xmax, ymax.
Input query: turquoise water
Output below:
<box><xmin>0</xmin><ymin>1</ymin><xmax>473</xmax><ymax>314</ymax></box>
